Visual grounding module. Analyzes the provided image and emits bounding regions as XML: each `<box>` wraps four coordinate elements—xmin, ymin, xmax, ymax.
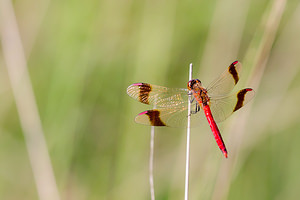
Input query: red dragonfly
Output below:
<box><xmin>127</xmin><ymin>61</ymin><xmax>254</xmax><ymax>158</ymax></box>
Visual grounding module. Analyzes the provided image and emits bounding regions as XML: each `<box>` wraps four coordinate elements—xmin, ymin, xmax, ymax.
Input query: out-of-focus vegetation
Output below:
<box><xmin>0</xmin><ymin>0</ymin><xmax>300</xmax><ymax>199</ymax></box>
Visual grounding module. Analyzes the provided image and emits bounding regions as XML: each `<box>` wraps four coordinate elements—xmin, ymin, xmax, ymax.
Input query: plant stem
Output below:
<box><xmin>184</xmin><ymin>63</ymin><xmax>193</xmax><ymax>200</ymax></box>
<box><xmin>149</xmin><ymin>125</ymin><xmax>155</xmax><ymax>200</ymax></box>
<box><xmin>0</xmin><ymin>1</ymin><xmax>60</xmax><ymax>200</ymax></box>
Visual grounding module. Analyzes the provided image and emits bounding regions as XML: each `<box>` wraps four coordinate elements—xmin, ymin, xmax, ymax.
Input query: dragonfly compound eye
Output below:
<box><xmin>187</xmin><ymin>79</ymin><xmax>201</xmax><ymax>89</ymax></box>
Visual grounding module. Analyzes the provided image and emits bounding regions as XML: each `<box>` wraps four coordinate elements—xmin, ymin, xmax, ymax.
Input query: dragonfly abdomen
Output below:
<box><xmin>203</xmin><ymin>105</ymin><xmax>228</xmax><ymax>158</ymax></box>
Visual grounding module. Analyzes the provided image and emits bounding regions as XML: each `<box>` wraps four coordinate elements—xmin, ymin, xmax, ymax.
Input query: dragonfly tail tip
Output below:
<box><xmin>223</xmin><ymin>151</ymin><xmax>228</xmax><ymax>158</ymax></box>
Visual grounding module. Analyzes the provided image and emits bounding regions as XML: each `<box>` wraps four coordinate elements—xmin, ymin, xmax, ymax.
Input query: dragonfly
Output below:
<box><xmin>127</xmin><ymin>61</ymin><xmax>254</xmax><ymax>158</ymax></box>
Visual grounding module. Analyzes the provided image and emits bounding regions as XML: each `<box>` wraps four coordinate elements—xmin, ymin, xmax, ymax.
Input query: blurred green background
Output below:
<box><xmin>0</xmin><ymin>0</ymin><xmax>300</xmax><ymax>199</ymax></box>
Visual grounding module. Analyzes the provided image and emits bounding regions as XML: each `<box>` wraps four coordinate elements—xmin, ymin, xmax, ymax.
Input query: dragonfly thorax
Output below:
<box><xmin>199</xmin><ymin>89</ymin><xmax>209</xmax><ymax>106</ymax></box>
<box><xmin>188</xmin><ymin>79</ymin><xmax>210</xmax><ymax>106</ymax></box>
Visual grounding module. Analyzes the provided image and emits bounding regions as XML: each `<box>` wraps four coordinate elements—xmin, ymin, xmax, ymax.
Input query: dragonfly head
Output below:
<box><xmin>188</xmin><ymin>79</ymin><xmax>202</xmax><ymax>90</ymax></box>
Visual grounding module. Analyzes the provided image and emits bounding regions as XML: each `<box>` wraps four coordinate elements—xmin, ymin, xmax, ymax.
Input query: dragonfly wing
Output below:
<box><xmin>206</xmin><ymin>61</ymin><xmax>242</xmax><ymax>96</ymax></box>
<box><xmin>127</xmin><ymin>83</ymin><xmax>189</xmax><ymax>108</ymax></box>
<box><xmin>209</xmin><ymin>88</ymin><xmax>255</xmax><ymax>123</ymax></box>
<box><xmin>134</xmin><ymin>103</ymin><xmax>206</xmax><ymax>128</ymax></box>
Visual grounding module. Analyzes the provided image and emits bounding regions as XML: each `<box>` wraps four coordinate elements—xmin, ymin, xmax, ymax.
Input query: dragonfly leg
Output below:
<box><xmin>190</xmin><ymin>103</ymin><xmax>201</xmax><ymax>114</ymax></box>
<box><xmin>188</xmin><ymin>94</ymin><xmax>195</xmax><ymax>104</ymax></box>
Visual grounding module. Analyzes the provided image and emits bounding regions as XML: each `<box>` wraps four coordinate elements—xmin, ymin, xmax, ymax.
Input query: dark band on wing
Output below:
<box><xmin>144</xmin><ymin>110</ymin><xmax>166</xmax><ymax>126</ymax></box>
<box><xmin>138</xmin><ymin>83</ymin><xmax>152</xmax><ymax>104</ymax></box>
<box><xmin>233</xmin><ymin>88</ymin><xmax>252</xmax><ymax>112</ymax></box>
<box><xmin>229</xmin><ymin>61</ymin><xmax>239</xmax><ymax>85</ymax></box>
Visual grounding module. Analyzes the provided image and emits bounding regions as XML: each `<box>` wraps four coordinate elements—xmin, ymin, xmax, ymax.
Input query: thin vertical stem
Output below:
<box><xmin>149</xmin><ymin>96</ymin><xmax>158</xmax><ymax>200</ymax></box>
<box><xmin>0</xmin><ymin>1</ymin><xmax>60</xmax><ymax>200</ymax></box>
<box><xmin>149</xmin><ymin>121</ymin><xmax>155</xmax><ymax>200</ymax></box>
<box><xmin>184</xmin><ymin>63</ymin><xmax>193</xmax><ymax>200</ymax></box>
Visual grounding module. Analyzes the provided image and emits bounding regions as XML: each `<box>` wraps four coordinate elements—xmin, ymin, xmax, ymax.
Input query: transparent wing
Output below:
<box><xmin>127</xmin><ymin>83</ymin><xmax>189</xmax><ymax>108</ymax></box>
<box><xmin>209</xmin><ymin>88</ymin><xmax>255</xmax><ymax>123</ymax></box>
<box><xmin>134</xmin><ymin>103</ymin><xmax>207</xmax><ymax>128</ymax></box>
<box><xmin>133</xmin><ymin>88</ymin><xmax>254</xmax><ymax>127</ymax></box>
<box><xmin>206</xmin><ymin>61</ymin><xmax>242</xmax><ymax>97</ymax></box>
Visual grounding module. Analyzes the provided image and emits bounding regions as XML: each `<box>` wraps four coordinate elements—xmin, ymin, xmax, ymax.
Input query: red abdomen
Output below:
<box><xmin>203</xmin><ymin>105</ymin><xmax>228</xmax><ymax>158</ymax></box>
